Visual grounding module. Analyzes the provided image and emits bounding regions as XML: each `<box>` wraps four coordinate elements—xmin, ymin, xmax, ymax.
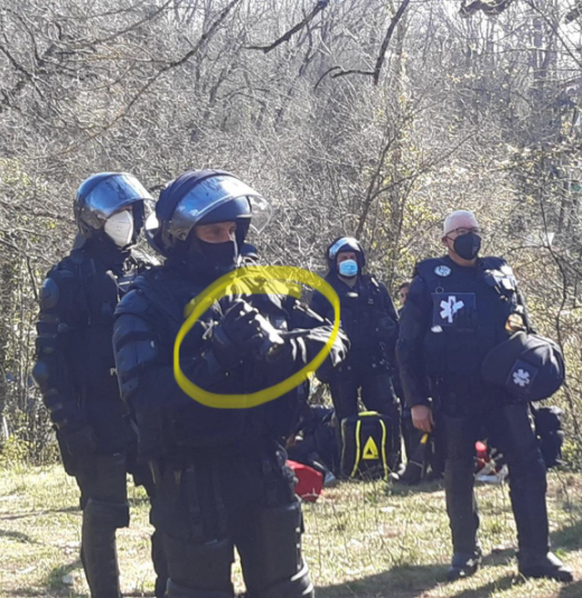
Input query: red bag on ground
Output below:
<box><xmin>287</xmin><ymin>460</ymin><xmax>323</xmax><ymax>502</ymax></box>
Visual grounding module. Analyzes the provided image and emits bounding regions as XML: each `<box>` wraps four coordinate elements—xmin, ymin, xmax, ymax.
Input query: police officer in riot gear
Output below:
<box><xmin>32</xmin><ymin>173</ymin><xmax>167</xmax><ymax>598</ymax></box>
<box><xmin>311</xmin><ymin>237</ymin><xmax>401</xmax><ymax>469</ymax></box>
<box><xmin>112</xmin><ymin>170</ymin><xmax>348</xmax><ymax>598</ymax></box>
<box><xmin>396</xmin><ymin>209</ymin><xmax>572</xmax><ymax>582</ymax></box>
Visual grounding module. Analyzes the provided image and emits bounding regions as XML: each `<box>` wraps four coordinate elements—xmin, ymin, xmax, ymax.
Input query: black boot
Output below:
<box><xmin>447</xmin><ymin>549</ymin><xmax>482</xmax><ymax>581</ymax></box>
<box><xmin>518</xmin><ymin>551</ymin><xmax>573</xmax><ymax>583</ymax></box>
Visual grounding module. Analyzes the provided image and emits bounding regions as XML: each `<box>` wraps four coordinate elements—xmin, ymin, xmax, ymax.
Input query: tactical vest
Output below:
<box><xmin>65</xmin><ymin>249</ymin><xmax>140</xmax><ymax>404</ymax></box>
<box><xmin>53</xmin><ymin>249</ymin><xmax>143</xmax><ymax>451</ymax></box>
<box><xmin>416</xmin><ymin>256</ymin><xmax>520</xmax><ymax>379</ymax></box>
<box><xmin>132</xmin><ymin>266</ymin><xmax>304</xmax><ymax>453</ymax></box>
<box><xmin>325</xmin><ymin>274</ymin><xmax>386</xmax><ymax>351</ymax></box>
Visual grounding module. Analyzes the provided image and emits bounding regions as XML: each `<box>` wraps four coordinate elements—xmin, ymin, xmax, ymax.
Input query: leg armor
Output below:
<box><xmin>81</xmin><ymin>498</ymin><xmax>129</xmax><ymax>597</ymax></box>
<box><xmin>163</xmin><ymin>534</ymin><xmax>234</xmax><ymax>598</ymax></box>
<box><xmin>152</xmin><ymin>528</ymin><xmax>169</xmax><ymax>598</ymax></box>
<box><xmin>76</xmin><ymin>454</ymin><xmax>129</xmax><ymax>598</ymax></box>
<box><xmin>151</xmin><ymin>460</ymin><xmax>235</xmax><ymax>597</ymax></box>
<box><xmin>136</xmin><ymin>461</ymin><xmax>169</xmax><ymax>598</ymax></box>
<box><xmin>236</xmin><ymin>500</ymin><xmax>314</xmax><ymax>598</ymax></box>
<box><xmin>487</xmin><ymin>403</ymin><xmax>549</xmax><ymax>557</ymax></box>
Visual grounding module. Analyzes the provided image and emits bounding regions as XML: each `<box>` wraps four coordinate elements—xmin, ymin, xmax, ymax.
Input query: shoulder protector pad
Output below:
<box><xmin>481</xmin><ymin>256</ymin><xmax>508</xmax><ymax>271</ymax></box>
<box><xmin>115</xmin><ymin>288</ymin><xmax>150</xmax><ymax>316</ymax></box>
<box><xmin>113</xmin><ymin>313</ymin><xmax>159</xmax><ymax>400</ymax></box>
<box><xmin>39</xmin><ymin>277</ymin><xmax>60</xmax><ymax>310</ymax></box>
<box><xmin>481</xmin><ymin>257</ymin><xmax>517</xmax><ymax>292</ymax></box>
<box><xmin>50</xmin><ymin>261</ymin><xmax>78</xmax><ymax>280</ymax></box>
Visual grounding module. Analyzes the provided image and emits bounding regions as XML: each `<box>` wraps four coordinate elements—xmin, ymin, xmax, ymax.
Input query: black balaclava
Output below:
<box><xmin>196</xmin><ymin>238</ymin><xmax>239</xmax><ymax>272</ymax></box>
<box><xmin>83</xmin><ymin>232</ymin><xmax>129</xmax><ymax>269</ymax></box>
<box><xmin>182</xmin><ymin>231</ymin><xmax>240</xmax><ymax>280</ymax></box>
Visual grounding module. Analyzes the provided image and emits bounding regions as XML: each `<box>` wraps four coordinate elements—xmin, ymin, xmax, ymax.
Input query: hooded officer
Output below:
<box><xmin>32</xmin><ymin>173</ymin><xmax>167</xmax><ymax>597</ymax></box>
<box><xmin>112</xmin><ymin>170</ymin><xmax>348</xmax><ymax>598</ymax></box>
<box><xmin>310</xmin><ymin>237</ymin><xmax>401</xmax><ymax>470</ymax></box>
<box><xmin>396</xmin><ymin>209</ymin><xmax>572</xmax><ymax>582</ymax></box>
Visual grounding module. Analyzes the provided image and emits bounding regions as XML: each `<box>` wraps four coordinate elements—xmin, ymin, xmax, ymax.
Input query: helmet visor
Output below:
<box><xmin>84</xmin><ymin>174</ymin><xmax>153</xmax><ymax>221</ymax></box>
<box><xmin>169</xmin><ymin>175</ymin><xmax>267</xmax><ymax>241</ymax></box>
<box><xmin>328</xmin><ymin>236</ymin><xmax>361</xmax><ymax>260</ymax></box>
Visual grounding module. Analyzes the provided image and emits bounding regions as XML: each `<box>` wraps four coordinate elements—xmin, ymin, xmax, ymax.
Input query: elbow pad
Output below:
<box><xmin>113</xmin><ymin>313</ymin><xmax>160</xmax><ymax>402</ymax></box>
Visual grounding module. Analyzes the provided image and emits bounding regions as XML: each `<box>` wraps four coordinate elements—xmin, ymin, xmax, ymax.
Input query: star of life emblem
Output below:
<box><xmin>512</xmin><ymin>368</ymin><xmax>531</xmax><ymax>387</ymax></box>
<box><xmin>440</xmin><ymin>295</ymin><xmax>464</xmax><ymax>324</ymax></box>
<box><xmin>432</xmin><ymin>292</ymin><xmax>476</xmax><ymax>327</ymax></box>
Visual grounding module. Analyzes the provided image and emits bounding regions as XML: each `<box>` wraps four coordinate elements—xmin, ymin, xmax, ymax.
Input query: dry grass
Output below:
<box><xmin>0</xmin><ymin>465</ymin><xmax>581</xmax><ymax>597</ymax></box>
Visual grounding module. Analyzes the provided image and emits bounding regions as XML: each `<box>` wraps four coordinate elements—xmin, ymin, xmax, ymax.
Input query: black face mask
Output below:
<box><xmin>194</xmin><ymin>239</ymin><xmax>239</xmax><ymax>274</ymax></box>
<box><xmin>453</xmin><ymin>232</ymin><xmax>481</xmax><ymax>261</ymax></box>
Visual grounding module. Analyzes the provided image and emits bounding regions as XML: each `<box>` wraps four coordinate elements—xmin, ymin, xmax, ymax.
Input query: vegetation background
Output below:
<box><xmin>1</xmin><ymin>0</ymin><xmax>581</xmax><ymax>468</ymax></box>
<box><xmin>1</xmin><ymin>1</ymin><xmax>582</xmax><ymax>596</ymax></box>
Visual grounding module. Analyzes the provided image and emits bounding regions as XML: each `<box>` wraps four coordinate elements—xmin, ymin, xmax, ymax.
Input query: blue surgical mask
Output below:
<box><xmin>338</xmin><ymin>259</ymin><xmax>358</xmax><ymax>278</ymax></box>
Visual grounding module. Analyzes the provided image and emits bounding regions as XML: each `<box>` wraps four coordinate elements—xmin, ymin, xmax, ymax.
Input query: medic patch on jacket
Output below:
<box><xmin>434</xmin><ymin>265</ymin><xmax>451</xmax><ymax>277</ymax></box>
<box><xmin>507</xmin><ymin>359</ymin><xmax>539</xmax><ymax>397</ymax></box>
<box><xmin>431</xmin><ymin>292</ymin><xmax>476</xmax><ymax>326</ymax></box>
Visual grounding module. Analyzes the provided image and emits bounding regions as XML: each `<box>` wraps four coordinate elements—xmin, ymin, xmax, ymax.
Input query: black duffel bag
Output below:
<box><xmin>481</xmin><ymin>331</ymin><xmax>565</xmax><ymax>402</ymax></box>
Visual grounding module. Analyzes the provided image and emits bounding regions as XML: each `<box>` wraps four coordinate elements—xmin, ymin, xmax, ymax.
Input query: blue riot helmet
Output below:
<box><xmin>74</xmin><ymin>173</ymin><xmax>153</xmax><ymax>246</ymax></box>
<box><xmin>326</xmin><ymin>236</ymin><xmax>366</xmax><ymax>272</ymax></box>
<box><xmin>146</xmin><ymin>170</ymin><xmax>270</xmax><ymax>269</ymax></box>
<box><xmin>241</xmin><ymin>242</ymin><xmax>259</xmax><ymax>264</ymax></box>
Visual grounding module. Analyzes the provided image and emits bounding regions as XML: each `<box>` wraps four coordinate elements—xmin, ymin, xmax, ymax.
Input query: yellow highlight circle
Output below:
<box><xmin>174</xmin><ymin>265</ymin><xmax>340</xmax><ymax>409</ymax></box>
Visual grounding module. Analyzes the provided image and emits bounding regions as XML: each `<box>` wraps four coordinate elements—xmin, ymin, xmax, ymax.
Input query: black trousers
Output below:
<box><xmin>74</xmin><ymin>453</ymin><xmax>168</xmax><ymax>598</ymax></box>
<box><xmin>438</xmin><ymin>397</ymin><xmax>549</xmax><ymax>557</ymax></box>
<box><xmin>329</xmin><ymin>355</ymin><xmax>401</xmax><ymax>467</ymax></box>
<box><xmin>150</xmin><ymin>445</ymin><xmax>314</xmax><ymax>598</ymax></box>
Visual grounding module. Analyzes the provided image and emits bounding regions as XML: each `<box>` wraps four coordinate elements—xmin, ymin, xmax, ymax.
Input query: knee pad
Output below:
<box><xmin>254</xmin><ymin>562</ymin><xmax>314</xmax><ymax>598</ymax></box>
<box><xmin>84</xmin><ymin>498</ymin><xmax>130</xmax><ymax>530</ymax></box>
<box><xmin>163</xmin><ymin>534</ymin><xmax>234</xmax><ymax>594</ymax></box>
<box><xmin>242</xmin><ymin>501</ymin><xmax>306</xmax><ymax>595</ymax></box>
<box><xmin>166</xmin><ymin>579</ymin><xmax>234</xmax><ymax>598</ymax></box>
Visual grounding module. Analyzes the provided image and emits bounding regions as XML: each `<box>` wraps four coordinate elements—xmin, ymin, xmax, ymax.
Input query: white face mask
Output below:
<box><xmin>104</xmin><ymin>210</ymin><xmax>134</xmax><ymax>248</ymax></box>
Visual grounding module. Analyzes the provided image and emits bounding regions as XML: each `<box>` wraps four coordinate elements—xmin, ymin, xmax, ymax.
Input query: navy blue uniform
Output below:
<box><xmin>113</xmin><ymin>261</ymin><xmax>348</xmax><ymax>598</ymax></box>
<box><xmin>397</xmin><ymin>255</ymin><xmax>550</xmax><ymax>561</ymax></box>
<box><xmin>311</xmin><ymin>272</ymin><xmax>401</xmax><ymax>468</ymax></box>
<box><xmin>33</xmin><ymin>240</ymin><xmax>167</xmax><ymax>598</ymax></box>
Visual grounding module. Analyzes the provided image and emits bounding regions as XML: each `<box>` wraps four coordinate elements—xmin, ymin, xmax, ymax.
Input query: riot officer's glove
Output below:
<box><xmin>212</xmin><ymin>300</ymin><xmax>287</xmax><ymax>368</ymax></box>
<box><xmin>61</xmin><ymin>423</ymin><xmax>98</xmax><ymax>458</ymax></box>
<box><xmin>454</xmin><ymin>306</ymin><xmax>477</xmax><ymax>334</ymax></box>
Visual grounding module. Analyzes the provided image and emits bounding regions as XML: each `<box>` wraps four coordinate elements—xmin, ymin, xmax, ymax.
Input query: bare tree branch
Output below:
<box><xmin>55</xmin><ymin>0</ymin><xmax>244</xmax><ymax>156</ymax></box>
<box><xmin>314</xmin><ymin>0</ymin><xmax>411</xmax><ymax>88</ymax></box>
<box><xmin>460</xmin><ymin>0</ymin><xmax>516</xmax><ymax>17</ymax></box>
<box><xmin>372</xmin><ymin>0</ymin><xmax>412</xmax><ymax>85</ymax></box>
<box><xmin>246</xmin><ymin>0</ymin><xmax>329</xmax><ymax>54</ymax></box>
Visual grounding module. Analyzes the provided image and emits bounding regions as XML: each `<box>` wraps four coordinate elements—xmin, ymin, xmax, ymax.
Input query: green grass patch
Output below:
<box><xmin>0</xmin><ymin>466</ymin><xmax>580</xmax><ymax>597</ymax></box>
